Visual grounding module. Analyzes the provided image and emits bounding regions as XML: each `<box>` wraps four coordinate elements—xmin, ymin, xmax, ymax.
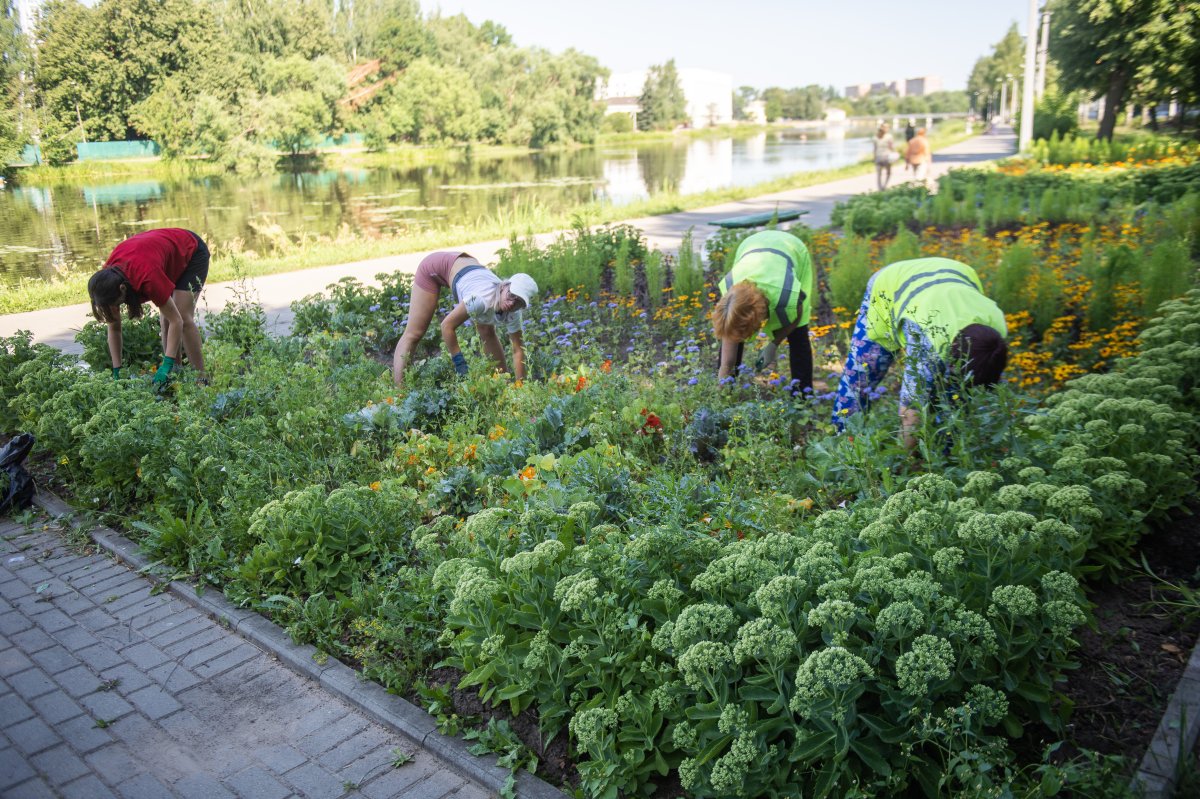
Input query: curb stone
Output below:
<box><xmin>1130</xmin><ymin>619</ymin><xmax>1200</xmax><ymax>797</ymax></box>
<box><xmin>33</xmin><ymin>489</ymin><xmax>568</xmax><ymax>799</ymax></box>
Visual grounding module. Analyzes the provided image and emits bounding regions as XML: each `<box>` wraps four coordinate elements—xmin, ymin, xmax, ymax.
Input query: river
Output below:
<box><xmin>0</xmin><ymin>127</ymin><xmax>874</xmax><ymax>286</ymax></box>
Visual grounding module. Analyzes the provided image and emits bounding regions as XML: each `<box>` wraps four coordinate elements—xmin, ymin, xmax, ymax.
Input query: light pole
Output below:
<box><xmin>1036</xmin><ymin>8</ymin><xmax>1052</xmax><ymax>100</ymax></box>
<box><xmin>1019</xmin><ymin>0</ymin><xmax>1038</xmax><ymax>151</ymax></box>
<box><xmin>1000</xmin><ymin>77</ymin><xmax>1009</xmax><ymax>123</ymax></box>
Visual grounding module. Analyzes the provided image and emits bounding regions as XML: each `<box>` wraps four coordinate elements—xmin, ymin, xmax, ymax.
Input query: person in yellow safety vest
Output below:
<box><xmin>711</xmin><ymin>230</ymin><xmax>815</xmax><ymax>394</ymax></box>
<box><xmin>832</xmin><ymin>257</ymin><xmax>1008</xmax><ymax>447</ymax></box>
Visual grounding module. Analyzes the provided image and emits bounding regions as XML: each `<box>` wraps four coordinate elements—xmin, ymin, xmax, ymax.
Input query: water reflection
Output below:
<box><xmin>0</xmin><ymin>127</ymin><xmax>874</xmax><ymax>285</ymax></box>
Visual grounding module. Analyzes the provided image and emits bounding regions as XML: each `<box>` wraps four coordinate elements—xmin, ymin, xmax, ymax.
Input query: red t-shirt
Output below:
<box><xmin>104</xmin><ymin>228</ymin><xmax>199</xmax><ymax>307</ymax></box>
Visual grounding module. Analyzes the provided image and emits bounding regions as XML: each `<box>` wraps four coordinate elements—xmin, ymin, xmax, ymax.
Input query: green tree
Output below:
<box><xmin>260</xmin><ymin>55</ymin><xmax>347</xmax><ymax>155</ymax></box>
<box><xmin>371</xmin><ymin>58</ymin><xmax>481</xmax><ymax>144</ymax></box>
<box><xmin>638</xmin><ymin>59</ymin><xmax>687</xmax><ymax>131</ymax></box>
<box><xmin>1050</xmin><ymin>0</ymin><xmax>1199</xmax><ymax>140</ymax></box>
<box><xmin>968</xmin><ymin>22</ymin><xmax>1026</xmax><ymax>118</ymax></box>
<box><xmin>0</xmin><ymin>0</ymin><xmax>29</xmax><ymax>164</ymax></box>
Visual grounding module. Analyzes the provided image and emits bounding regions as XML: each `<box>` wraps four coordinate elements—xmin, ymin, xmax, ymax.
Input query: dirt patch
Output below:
<box><xmin>1048</xmin><ymin>501</ymin><xmax>1200</xmax><ymax>769</ymax></box>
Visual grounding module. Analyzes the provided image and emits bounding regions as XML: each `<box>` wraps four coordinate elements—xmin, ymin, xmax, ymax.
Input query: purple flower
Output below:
<box><xmin>687</xmin><ymin>377</ymin><xmax>698</xmax><ymax>386</ymax></box>
<box><xmin>369</xmin><ymin>304</ymin><xmax>380</xmax><ymax>312</ymax></box>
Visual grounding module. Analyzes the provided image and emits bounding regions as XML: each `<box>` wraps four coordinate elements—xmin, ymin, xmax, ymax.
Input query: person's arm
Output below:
<box><xmin>509</xmin><ymin>330</ymin><xmax>525</xmax><ymax>380</ymax></box>
<box><xmin>477</xmin><ymin>323</ymin><xmax>506</xmax><ymax>373</ymax></box>
<box><xmin>440</xmin><ymin>303</ymin><xmax>470</xmax><ymax>357</ymax></box>
<box><xmin>106</xmin><ymin>320</ymin><xmax>123</xmax><ymax>375</ymax></box>
<box><xmin>718</xmin><ymin>338</ymin><xmax>740</xmax><ymax>381</ymax></box>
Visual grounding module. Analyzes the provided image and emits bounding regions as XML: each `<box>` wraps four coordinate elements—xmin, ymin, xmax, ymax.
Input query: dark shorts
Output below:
<box><xmin>175</xmin><ymin>232</ymin><xmax>209</xmax><ymax>294</ymax></box>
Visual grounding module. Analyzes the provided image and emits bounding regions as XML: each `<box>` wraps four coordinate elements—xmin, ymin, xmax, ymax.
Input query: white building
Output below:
<box><xmin>905</xmin><ymin>76</ymin><xmax>943</xmax><ymax>97</ymax></box>
<box><xmin>745</xmin><ymin>100</ymin><xmax>767</xmax><ymax>124</ymax></box>
<box><xmin>597</xmin><ymin>68</ymin><xmax>733</xmax><ymax>128</ymax></box>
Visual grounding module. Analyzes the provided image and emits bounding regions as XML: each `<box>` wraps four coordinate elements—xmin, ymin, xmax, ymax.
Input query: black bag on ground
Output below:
<box><xmin>0</xmin><ymin>432</ymin><xmax>36</xmax><ymax>515</ymax></box>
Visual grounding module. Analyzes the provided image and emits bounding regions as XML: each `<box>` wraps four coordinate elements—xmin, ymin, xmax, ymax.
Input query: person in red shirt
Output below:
<box><xmin>87</xmin><ymin>228</ymin><xmax>209</xmax><ymax>383</ymax></box>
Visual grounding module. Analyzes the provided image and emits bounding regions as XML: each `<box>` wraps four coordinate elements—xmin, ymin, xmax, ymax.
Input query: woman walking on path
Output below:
<box><xmin>87</xmin><ymin>228</ymin><xmax>209</xmax><ymax>384</ymax></box>
<box><xmin>711</xmin><ymin>230</ymin><xmax>815</xmax><ymax>394</ymax></box>
<box><xmin>873</xmin><ymin>123</ymin><xmax>897</xmax><ymax>190</ymax></box>
<box><xmin>832</xmin><ymin>257</ymin><xmax>1008</xmax><ymax>448</ymax></box>
<box><xmin>906</xmin><ymin>127</ymin><xmax>932</xmax><ymax>188</ymax></box>
<box><xmin>392</xmin><ymin>252</ymin><xmax>538</xmax><ymax>386</ymax></box>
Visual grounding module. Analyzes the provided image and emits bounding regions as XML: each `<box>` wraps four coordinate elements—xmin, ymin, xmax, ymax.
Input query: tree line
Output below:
<box><xmin>0</xmin><ymin>0</ymin><xmax>608</xmax><ymax>169</ymax></box>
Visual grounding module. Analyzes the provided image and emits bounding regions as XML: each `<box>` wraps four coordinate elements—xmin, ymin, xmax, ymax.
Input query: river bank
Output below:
<box><xmin>0</xmin><ymin>123</ymin><xmax>971</xmax><ymax>316</ymax></box>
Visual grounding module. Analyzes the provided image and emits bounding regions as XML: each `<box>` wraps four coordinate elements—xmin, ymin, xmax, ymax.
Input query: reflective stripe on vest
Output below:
<box><xmin>891</xmin><ymin>271</ymin><xmax>981</xmax><ymax>331</ymax></box>
<box><xmin>722</xmin><ymin>247</ymin><xmax>802</xmax><ymax>329</ymax></box>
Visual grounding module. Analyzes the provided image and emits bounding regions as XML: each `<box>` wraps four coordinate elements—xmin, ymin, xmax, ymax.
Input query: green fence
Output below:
<box><xmin>75</xmin><ymin>140</ymin><xmax>162</xmax><ymax>160</ymax></box>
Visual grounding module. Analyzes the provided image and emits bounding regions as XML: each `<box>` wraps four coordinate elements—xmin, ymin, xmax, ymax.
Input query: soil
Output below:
<box><xmin>1040</xmin><ymin>500</ymin><xmax>1200</xmax><ymax>771</ymax></box>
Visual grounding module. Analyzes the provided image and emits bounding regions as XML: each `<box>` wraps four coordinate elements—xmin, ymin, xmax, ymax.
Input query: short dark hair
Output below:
<box><xmin>949</xmin><ymin>324</ymin><xmax>1008</xmax><ymax>387</ymax></box>
<box><xmin>88</xmin><ymin>266</ymin><xmax>142</xmax><ymax>323</ymax></box>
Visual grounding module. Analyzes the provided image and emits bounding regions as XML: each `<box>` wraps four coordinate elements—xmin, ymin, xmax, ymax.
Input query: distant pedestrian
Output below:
<box><xmin>87</xmin><ymin>228</ymin><xmax>208</xmax><ymax>384</ymax></box>
<box><xmin>873</xmin><ymin>123</ymin><xmax>896</xmax><ymax>191</ymax></box>
<box><xmin>711</xmin><ymin>230</ymin><xmax>815</xmax><ymax>394</ymax></box>
<box><xmin>392</xmin><ymin>252</ymin><xmax>538</xmax><ymax>386</ymax></box>
<box><xmin>904</xmin><ymin>119</ymin><xmax>916</xmax><ymax>143</ymax></box>
<box><xmin>907</xmin><ymin>127</ymin><xmax>932</xmax><ymax>188</ymax></box>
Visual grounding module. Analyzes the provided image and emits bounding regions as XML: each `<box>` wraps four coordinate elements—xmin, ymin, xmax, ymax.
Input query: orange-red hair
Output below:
<box><xmin>711</xmin><ymin>281</ymin><xmax>767</xmax><ymax>341</ymax></box>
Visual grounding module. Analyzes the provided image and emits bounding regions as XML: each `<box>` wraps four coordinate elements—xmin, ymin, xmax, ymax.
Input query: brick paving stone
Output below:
<box><xmin>98</xmin><ymin>663</ymin><xmax>153</xmax><ymax>694</ymax></box>
<box><xmin>29</xmin><ymin>691</ymin><xmax>84</xmax><ymax>725</ymax></box>
<box><xmin>110</xmin><ymin>597</ymin><xmax>162</xmax><ymax>623</ymax></box>
<box><xmin>406</xmin><ymin>770</ymin><xmax>466</xmax><ymax>799</ymax></box>
<box><xmin>192</xmin><ymin>643</ymin><xmax>259</xmax><ymax>679</ymax></box>
<box><xmin>257</xmin><ymin>743</ymin><xmax>308</xmax><ymax>775</ymax></box>
<box><xmin>320</xmin><ymin>726</ymin><xmax>391</xmax><ymax>771</ymax></box>
<box><xmin>175</xmin><ymin>773</ymin><xmax>238</xmax><ymax>799</ymax></box>
<box><xmin>298</xmin><ymin>713</ymin><xmax>369</xmax><ymax>757</ymax></box>
<box><xmin>53</xmin><ymin>664</ymin><xmax>100</xmax><ymax>697</ymax></box>
<box><xmin>29</xmin><ymin>607</ymin><xmax>74</xmax><ymax>633</ymax></box>
<box><xmin>157</xmin><ymin>708</ymin><xmax>208</xmax><ymax>743</ymax></box>
<box><xmin>282</xmin><ymin>761</ymin><xmax>347</xmax><ymax>799</ymax></box>
<box><xmin>0</xmin><ymin>746</ymin><xmax>37</xmax><ymax>790</ymax></box>
<box><xmin>178</xmin><ymin>636</ymin><xmax>240</xmax><ymax>669</ymax></box>
<box><xmin>54</xmin><ymin>713</ymin><xmax>116</xmax><ymax>754</ymax></box>
<box><xmin>115</xmin><ymin>772</ymin><xmax>175</xmax><ymax>799</ymax></box>
<box><xmin>0</xmin><ymin>646</ymin><xmax>35</xmax><ymax>677</ymax></box>
<box><xmin>125</xmin><ymin>684</ymin><xmax>183</xmax><ymax>720</ymax></box>
<box><xmin>135</xmin><ymin>606</ymin><xmax>200</xmax><ymax>637</ymax></box>
<box><xmin>30</xmin><ymin>743</ymin><xmax>90</xmax><ymax>786</ymax></box>
<box><xmin>448</xmin><ymin>783</ymin><xmax>494</xmax><ymax>799</ymax></box>
<box><xmin>50</xmin><ymin>592</ymin><xmax>100</xmax><ymax>617</ymax></box>
<box><xmin>52</xmin><ymin>624</ymin><xmax>102</xmax><ymax>652</ymax></box>
<box><xmin>79</xmin><ymin>690</ymin><xmax>135</xmax><ymax>722</ymax></box>
<box><xmin>73</xmin><ymin>608</ymin><xmax>121</xmax><ymax>633</ymax></box>
<box><xmin>29</xmin><ymin>643</ymin><xmax>80</xmax><ymax>675</ymax></box>
<box><xmin>0</xmin><ymin>690</ymin><xmax>35</xmax><ymax>723</ymax></box>
<box><xmin>106</xmin><ymin>585</ymin><xmax>153</xmax><ymax>613</ymax></box>
<box><xmin>359</xmin><ymin>758</ymin><xmax>441</xmax><ymax>799</ymax></box>
<box><xmin>5</xmin><ymin>776</ymin><xmax>57</xmax><ymax>799</ymax></box>
<box><xmin>7</xmin><ymin>717</ymin><xmax>60</xmax><ymax>757</ymax></box>
<box><xmin>60</xmin><ymin>774</ymin><xmax>120</xmax><ymax>799</ymax></box>
<box><xmin>162</xmin><ymin>627</ymin><xmax>226</xmax><ymax>659</ymax></box>
<box><xmin>119</xmin><ymin>641</ymin><xmax>173</xmax><ymax>671</ymax></box>
<box><xmin>9</xmin><ymin>667</ymin><xmax>57</xmax><ymax>699</ymax></box>
<box><xmin>175</xmin><ymin>772</ymin><xmax>237</xmax><ymax>796</ymax></box>
<box><xmin>146</xmin><ymin>661</ymin><xmax>201</xmax><ymax>693</ymax></box>
<box><xmin>11</xmin><ymin>626</ymin><xmax>57</xmax><ymax>654</ymax></box>
<box><xmin>147</xmin><ymin>617</ymin><xmax>212</xmax><ymax>650</ymax></box>
<box><xmin>75</xmin><ymin>643</ymin><xmax>126</xmax><ymax>673</ymax></box>
<box><xmin>0</xmin><ymin>609</ymin><xmax>34</xmax><ymax>636</ymax></box>
<box><xmin>78</xmin><ymin>572</ymin><xmax>142</xmax><ymax>599</ymax></box>
<box><xmin>337</xmin><ymin>746</ymin><xmax>397</xmax><ymax>787</ymax></box>
<box><xmin>225</xmin><ymin>765</ymin><xmax>291</xmax><ymax>799</ymax></box>
<box><xmin>84</xmin><ymin>743</ymin><xmax>145</xmax><ymax>785</ymax></box>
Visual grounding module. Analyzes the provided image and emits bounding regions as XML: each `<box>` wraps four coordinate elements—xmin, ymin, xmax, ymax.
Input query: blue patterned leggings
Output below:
<box><xmin>832</xmin><ymin>281</ymin><xmax>895</xmax><ymax>430</ymax></box>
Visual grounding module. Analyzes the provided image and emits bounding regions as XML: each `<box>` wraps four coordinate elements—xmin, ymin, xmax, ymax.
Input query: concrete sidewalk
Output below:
<box><xmin>0</xmin><ymin>128</ymin><xmax>1016</xmax><ymax>354</ymax></box>
<box><xmin>0</xmin><ymin>514</ymin><xmax>496</xmax><ymax>799</ymax></box>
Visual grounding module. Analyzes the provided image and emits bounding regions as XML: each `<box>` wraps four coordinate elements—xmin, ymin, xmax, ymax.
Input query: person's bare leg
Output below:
<box><xmin>171</xmin><ymin>289</ymin><xmax>206</xmax><ymax>376</ymax></box>
<box><xmin>393</xmin><ymin>286</ymin><xmax>440</xmax><ymax>385</ymax></box>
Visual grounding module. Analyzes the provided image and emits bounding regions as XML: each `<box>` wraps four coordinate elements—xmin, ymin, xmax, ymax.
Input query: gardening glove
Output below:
<box><xmin>152</xmin><ymin>356</ymin><xmax>176</xmax><ymax>386</ymax></box>
<box><xmin>755</xmin><ymin>342</ymin><xmax>779</xmax><ymax>372</ymax></box>
<box><xmin>451</xmin><ymin>352</ymin><xmax>469</xmax><ymax>377</ymax></box>
<box><xmin>112</xmin><ymin>366</ymin><xmax>121</xmax><ymax>380</ymax></box>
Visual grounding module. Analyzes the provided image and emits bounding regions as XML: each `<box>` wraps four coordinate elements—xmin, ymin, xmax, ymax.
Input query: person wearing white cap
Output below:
<box><xmin>392</xmin><ymin>250</ymin><xmax>538</xmax><ymax>385</ymax></box>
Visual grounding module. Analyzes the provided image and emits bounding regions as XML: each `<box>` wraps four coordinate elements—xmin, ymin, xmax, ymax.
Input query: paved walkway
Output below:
<box><xmin>0</xmin><ymin>128</ymin><xmax>1016</xmax><ymax>354</ymax></box>
<box><xmin>0</xmin><ymin>514</ymin><xmax>493</xmax><ymax>799</ymax></box>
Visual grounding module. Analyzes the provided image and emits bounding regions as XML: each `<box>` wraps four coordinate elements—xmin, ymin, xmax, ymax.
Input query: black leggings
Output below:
<box><xmin>725</xmin><ymin>325</ymin><xmax>813</xmax><ymax>394</ymax></box>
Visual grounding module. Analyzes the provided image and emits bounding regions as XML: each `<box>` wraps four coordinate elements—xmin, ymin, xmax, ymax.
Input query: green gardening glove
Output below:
<box><xmin>112</xmin><ymin>366</ymin><xmax>121</xmax><ymax>380</ymax></box>
<box><xmin>152</xmin><ymin>356</ymin><xmax>176</xmax><ymax>386</ymax></box>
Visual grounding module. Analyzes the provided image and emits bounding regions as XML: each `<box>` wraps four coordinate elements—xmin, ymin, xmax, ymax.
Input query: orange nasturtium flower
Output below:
<box><xmin>601</xmin><ymin>359</ymin><xmax>612</xmax><ymax>374</ymax></box>
<box><xmin>575</xmin><ymin>375</ymin><xmax>588</xmax><ymax>392</ymax></box>
<box><xmin>518</xmin><ymin>466</ymin><xmax>537</xmax><ymax>482</ymax></box>
<box><xmin>369</xmin><ymin>481</ymin><xmax>382</xmax><ymax>491</ymax></box>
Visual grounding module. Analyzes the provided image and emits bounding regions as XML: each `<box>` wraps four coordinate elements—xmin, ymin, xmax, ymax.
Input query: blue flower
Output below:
<box><xmin>368</xmin><ymin>304</ymin><xmax>380</xmax><ymax>312</ymax></box>
<box><xmin>688</xmin><ymin>377</ymin><xmax>699</xmax><ymax>386</ymax></box>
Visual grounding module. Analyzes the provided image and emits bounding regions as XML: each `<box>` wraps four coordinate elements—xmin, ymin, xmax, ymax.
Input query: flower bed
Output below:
<box><xmin>2</xmin><ymin>149</ymin><xmax>1199</xmax><ymax>797</ymax></box>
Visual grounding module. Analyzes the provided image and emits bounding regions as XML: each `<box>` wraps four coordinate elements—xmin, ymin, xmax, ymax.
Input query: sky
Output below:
<box><xmin>419</xmin><ymin>0</ymin><xmax>1036</xmax><ymax>92</ymax></box>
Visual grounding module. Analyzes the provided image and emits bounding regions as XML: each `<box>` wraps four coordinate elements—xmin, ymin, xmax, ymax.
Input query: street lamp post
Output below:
<box><xmin>1000</xmin><ymin>78</ymin><xmax>1009</xmax><ymax>123</ymax></box>
<box><xmin>1036</xmin><ymin>8</ymin><xmax>1052</xmax><ymax>100</ymax></box>
<box><xmin>1019</xmin><ymin>0</ymin><xmax>1038</xmax><ymax>151</ymax></box>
